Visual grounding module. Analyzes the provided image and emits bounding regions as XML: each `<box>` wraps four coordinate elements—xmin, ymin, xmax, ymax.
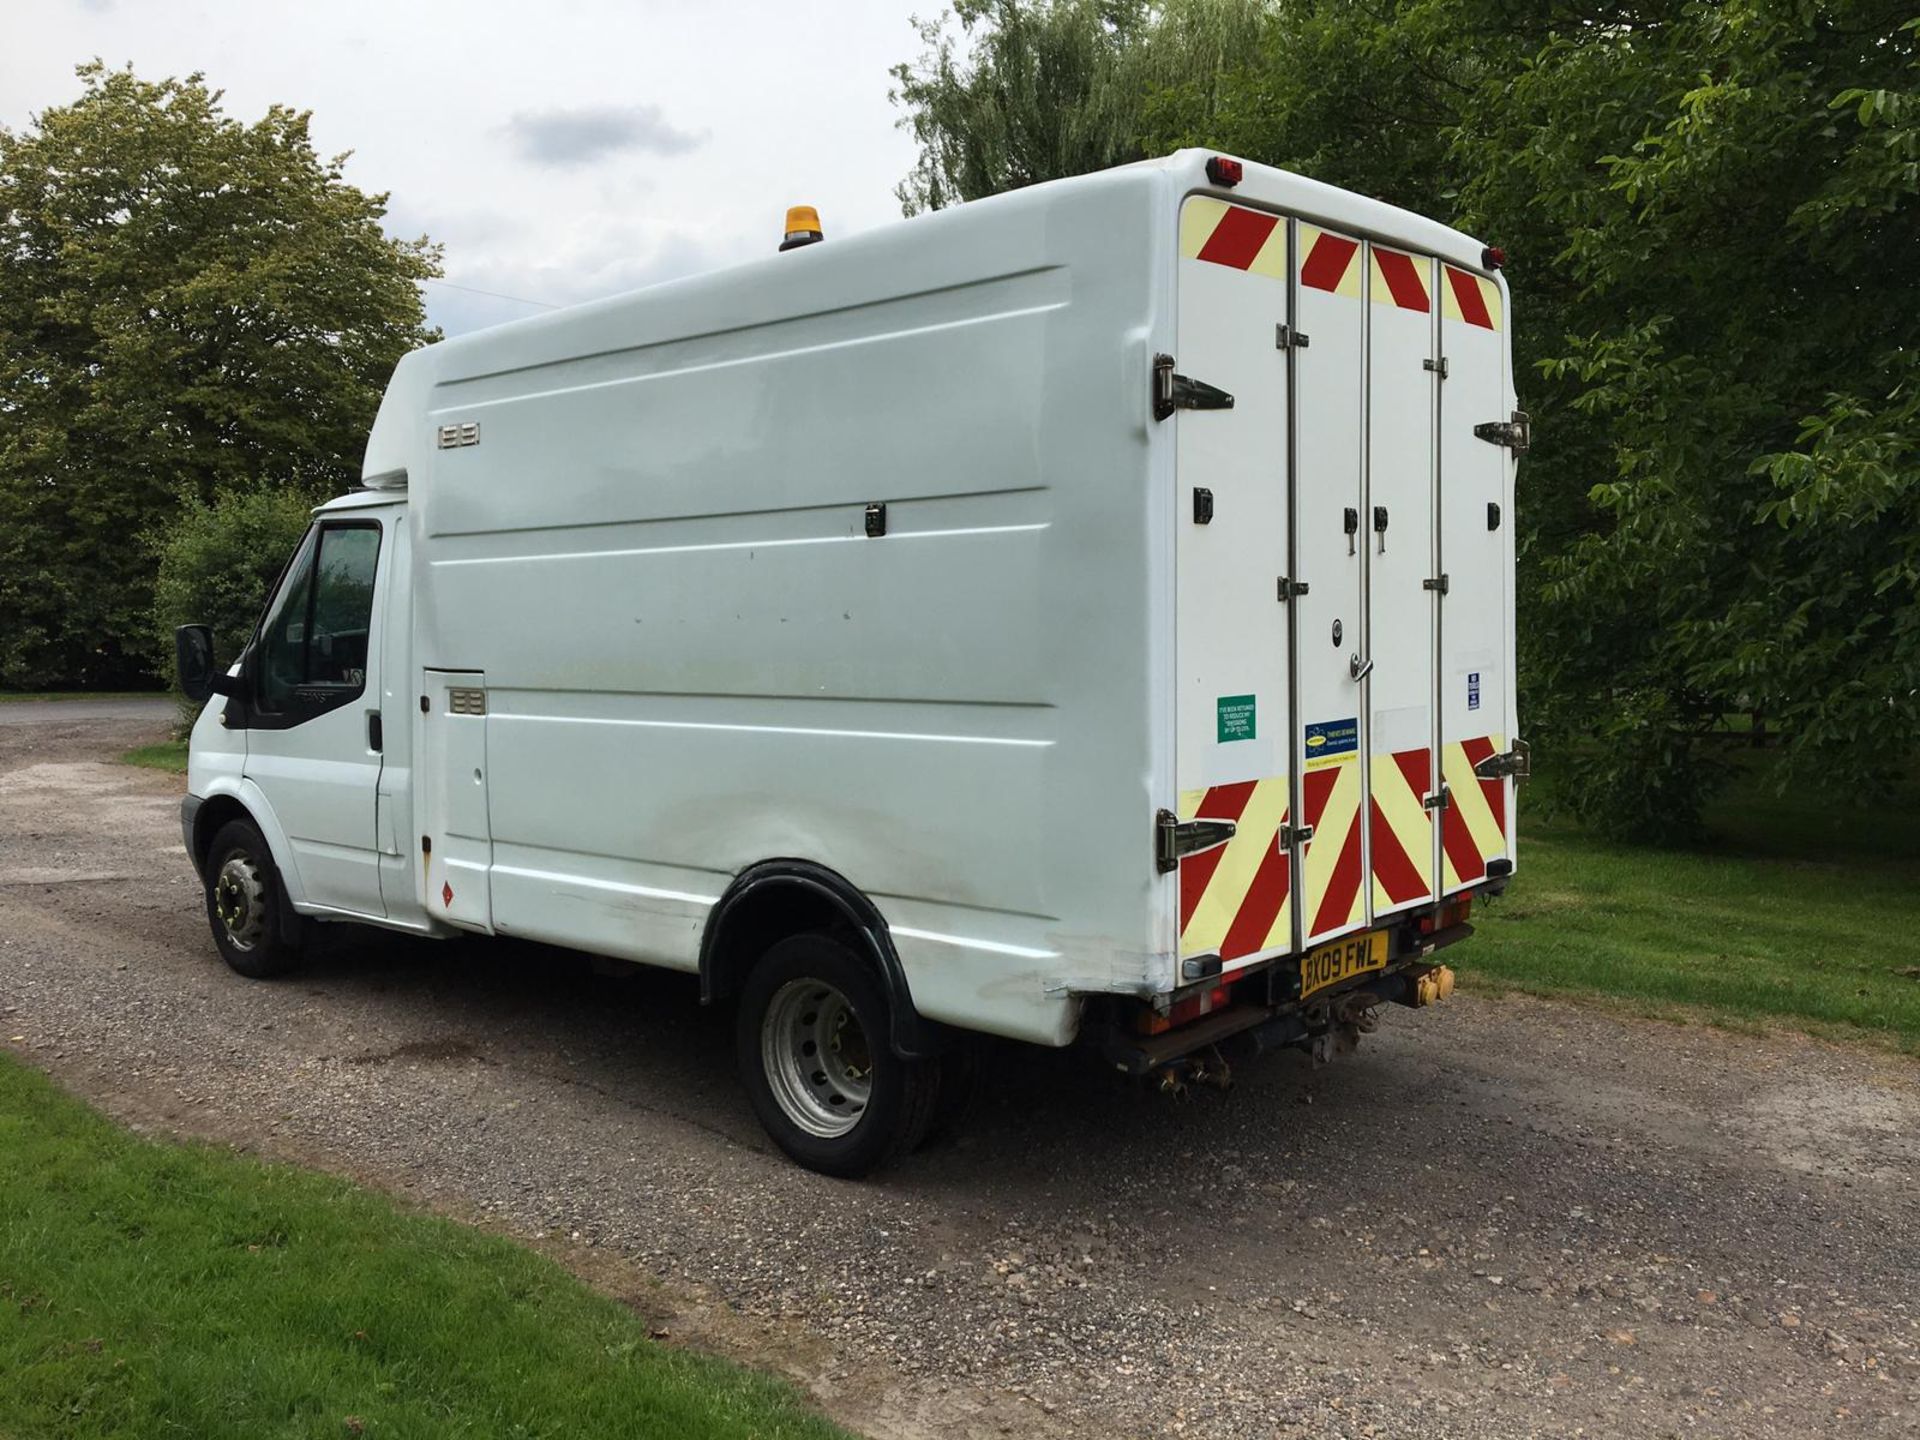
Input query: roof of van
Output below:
<box><xmin>361</xmin><ymin>150</ymin><xmax>1493</xmax><ymax>487</ymax></box>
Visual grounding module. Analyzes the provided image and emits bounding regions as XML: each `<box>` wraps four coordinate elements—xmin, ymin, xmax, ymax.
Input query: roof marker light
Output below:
<box><xmin>1205</xmin><ymin>156</ymin><xmax>1243</xmax><ymax>188</ymax></box>
<box><xmin>1482</xmin><ymin>245</ymin><xmax>1506</xmax><ymax>270</ymax></box>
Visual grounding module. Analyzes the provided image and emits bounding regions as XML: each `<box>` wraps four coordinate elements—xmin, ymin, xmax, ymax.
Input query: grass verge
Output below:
<box><xmin>1471</xmin><ymin>761</ymin><xmax>1920</xmax><ymax>1052</ymax></box>
<box><xmin>0</xmin><ymin>1053</ymin><xmax>852</xmax><ymax>1440</ymax></box>
<box><xmin>119</xmin><ymin>739</ymin><xmax>188</xmax><ymax>774</ymax></box>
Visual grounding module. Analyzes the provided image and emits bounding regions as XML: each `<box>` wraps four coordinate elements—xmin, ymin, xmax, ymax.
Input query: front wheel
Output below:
<box><xmin>203</xmin><ymin>817</ymin><xmax>305</xmax><ymax>978</ymax></box>
<box><xmin>735</xmin><ymin>933</ymin><xmax>940</xmax><ymax>1177</ymax></box>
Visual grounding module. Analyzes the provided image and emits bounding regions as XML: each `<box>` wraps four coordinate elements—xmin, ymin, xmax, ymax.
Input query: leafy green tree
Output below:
<box><xmin>148</xmin><ymin>484</ymin><xmax>314</xmax><ymax>720</ymax></box>
<box><xmin>890</xmin><ymin>0</ymin><xmax>1264</xmax><ymax>212</ymax></box>
<box><xmin>894</xmin><ymin>1</ymin><xmax>1920</xmax><ymax>840</ymax></box>
<box><xmin>0</xmin><ymin>63</ymin><xmax>439</xmax><ymax>689</ymax></box>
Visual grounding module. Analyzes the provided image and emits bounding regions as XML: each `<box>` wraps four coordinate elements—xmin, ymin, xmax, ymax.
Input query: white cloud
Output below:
<box><xmin>6</xmin><ymin>0</ymin><xmax>927</xmax><ymax>336</ymax></box>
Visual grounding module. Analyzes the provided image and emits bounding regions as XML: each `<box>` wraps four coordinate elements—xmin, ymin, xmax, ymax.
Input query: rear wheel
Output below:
<box><xmin>736</xmin><ymin>933</ymin><xmax>939</xmax><ymax>1177</ymax></box>
<box><xmin>203</xmin><ymin>818</ymin><xmax>305</xmax><ymax>978</ymax></box>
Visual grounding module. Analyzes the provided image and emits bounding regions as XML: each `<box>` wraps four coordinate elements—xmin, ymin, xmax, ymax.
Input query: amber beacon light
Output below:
<box><xmin>780</xmin><ymin>205</ymin><xmax>824</xmax><ymax>252</ymax></box>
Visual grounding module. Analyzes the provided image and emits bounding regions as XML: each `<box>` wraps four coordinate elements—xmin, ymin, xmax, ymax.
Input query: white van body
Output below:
<box><xmin>184</xmin><ymin>150</ymin><xmax>1521</xmax><ymax>1149</ymax></box>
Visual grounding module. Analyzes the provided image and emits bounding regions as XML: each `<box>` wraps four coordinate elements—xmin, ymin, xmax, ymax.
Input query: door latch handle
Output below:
<box><xmin>1373</xmin><ymin>504</ymin><xmax>1389</xmax><ymax>553</ymax></box>
<box><xmin>367</xmin><ymin>709</ymin><xmax>383</xmax><ymax>752</ymax></box>
<box><xmin>1349</xmin><ymin>654</ymin><xmax>1373</xmax><ymax>683</ymax></box>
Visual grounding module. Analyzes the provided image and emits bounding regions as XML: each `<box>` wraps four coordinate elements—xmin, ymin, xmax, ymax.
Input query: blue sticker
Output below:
<box><xmin>1304</xmin><ymin>717</ymin><xmax>1358</xmax><ymax>768</ymax></box>
<box><xmin>1467</xmin><ymin>672</ymin><xmax>1482</xmax><ymax>711</ymax></box>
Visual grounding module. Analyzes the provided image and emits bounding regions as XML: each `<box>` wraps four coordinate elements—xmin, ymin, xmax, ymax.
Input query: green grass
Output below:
<box><xmin>1472</xmin><ymin>761</ymin><xmax>1920</xmax><ymax>1051</ymax></box>
<box><xmin>0</xmin><ymin>691</ymin><xmax>161</xmax><ymax>704</ymax></box>
<box><xmin>0</xmin><ymin>1054</ymin><xmax>852</xmax><ymax>1440</ymax></box>
<box><xmin>119</xmin><ymin>739</ymin><xmax>188</xmax><ymax>774</ymax></box>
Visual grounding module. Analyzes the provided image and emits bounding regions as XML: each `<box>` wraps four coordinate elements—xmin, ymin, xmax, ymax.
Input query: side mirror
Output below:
<box><xmin>174</xmin><ymin>624</ymin><xmax>234</xmax><ymax>703</ymax></box>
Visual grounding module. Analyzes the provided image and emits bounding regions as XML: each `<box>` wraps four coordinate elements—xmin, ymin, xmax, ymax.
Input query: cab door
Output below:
<box><xmin>240</xmin><ymin>516</ymin><xmax>389</xmax><ymax>917</ymax></box>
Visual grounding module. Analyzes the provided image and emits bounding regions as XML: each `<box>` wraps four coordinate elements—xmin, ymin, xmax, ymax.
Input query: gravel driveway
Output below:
<box><xmin>3</xmin><ymin>704</ymin><xmax>1917</xmax><ymax>1439</ymax></box>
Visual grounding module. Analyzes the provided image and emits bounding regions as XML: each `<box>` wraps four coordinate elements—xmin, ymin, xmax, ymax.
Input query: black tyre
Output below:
<box><xmin>202</xmin><ymin>817</ymin><xmax>305</xmax><ymax>978</ymax></box>
<box><xmin>735</xmin><ymin>933</ymin><xmax>940</xmax><ymax>1177</ymax></box>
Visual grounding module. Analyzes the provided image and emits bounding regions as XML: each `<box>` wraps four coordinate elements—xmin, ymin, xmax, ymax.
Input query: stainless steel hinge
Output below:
<box><xmin>1424</xmin><ymin>356</ymin><xmax>1449</xmax><ymax>379</ymax></box>
<box><xmin>1276</xmin><ymin>324</ymin><xmax>1311</xmax><ymax>349</ymax></box>
<box><xmin>1473</xmin><ymin>738</ymin><xmax>1532</xmax><ymax>784</ymax></box>
<box><xmin>1423</xmin><ymin>574</ymin><xmax>1450</xmax><ymax>595</ymax></box>
<box><xmin>1156</xmin><ymin>808</ymin><xmax>1237</xmax><ymax>873</ymax></box>
<box><xmin>1423</xmin><ymin>786</ymin><xmax>1450</xmax><ymax>812</ymax></box>
<box><xmin>1277</xmin><ymin>576</ymin><xmax>1311</xmax><ymax>602</ymax></box>
<box><xmin>1278</xmin><ymin>822</ymin><xmax>1316</xmax><ymax>849</ymax></box>
<box><xmin>1153</xmin><ymin>353</ymin><xmax>1236</xmax><ymax>421</ymax></box>
<box><xmin>1473</xmin><ymin>408</ymin><xmax>1531</xmax><ymax>455</ymax></box>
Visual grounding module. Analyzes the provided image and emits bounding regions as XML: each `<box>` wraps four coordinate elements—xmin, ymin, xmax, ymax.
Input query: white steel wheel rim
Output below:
<box><xmin>760</xmin><ymin>978</ymin><xmax>873</xmax><ymax>1139</ymax></box>
<box><xmin>214</xmin><ymin>853</ymin><xmax>268</xmax><ymax>952</ymax></box>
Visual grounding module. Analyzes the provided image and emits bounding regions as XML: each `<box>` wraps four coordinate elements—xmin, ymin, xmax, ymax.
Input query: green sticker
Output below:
<box><xmin>1216</xmin><ymin>694</ymin><xmax>1256</xmax><ymax>743</ymax></box>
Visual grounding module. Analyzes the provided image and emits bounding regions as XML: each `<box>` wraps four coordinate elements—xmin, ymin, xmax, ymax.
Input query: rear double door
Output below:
<box><xmin>1178</xmin><ymin>197</ymin><xmax>1495</xmax><ymax>970</ymax></box>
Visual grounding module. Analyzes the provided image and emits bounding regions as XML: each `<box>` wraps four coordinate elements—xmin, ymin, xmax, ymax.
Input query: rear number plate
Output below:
<box><xmin>1300</xmin><ymin>930</ymin><xmax>1388</xmax><ymax>999</ymax></box>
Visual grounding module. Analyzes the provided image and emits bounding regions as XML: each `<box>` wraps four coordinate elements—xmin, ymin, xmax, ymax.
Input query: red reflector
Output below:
<box><xmin>1482</xmin><ymin>245</ymin><xmax>1506</xmax><ymax>270</ymax></box>
<box><xmin>1417</xmin><ymin>914</ymin><xmax>1435</xmax><ymax>935</ymax></box>
<box><xmin>1206</xmin><ymin>155</ymin><xmax>1243</xmax><ymax>187</ymax></box>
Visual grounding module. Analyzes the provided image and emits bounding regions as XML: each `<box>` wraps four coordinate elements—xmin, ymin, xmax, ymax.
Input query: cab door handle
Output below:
<box><xmin>367</xmin><ymin>709</ymin><xmax>383</xmax><ymax>752</ymax></box>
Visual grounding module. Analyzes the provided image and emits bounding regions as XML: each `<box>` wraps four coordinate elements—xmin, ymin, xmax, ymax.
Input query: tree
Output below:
<box><xmin>148</xmin><ymin>483</ymin><xmax>314</xmax><ymax>721</ymax></box>
<box><xmin>0</xmin><ymin>63</ymin><xmax>440</xmax><ymax>689</ymax></box>
<box><xmin>890</xmin><ymin>0</ymin><xmax>1264</xmax><ymax>213</ymax></box>
<box><xmin>893</xmin><ymin>1</ymin><xmax>1920</xmax><ymax>840</ymax></box>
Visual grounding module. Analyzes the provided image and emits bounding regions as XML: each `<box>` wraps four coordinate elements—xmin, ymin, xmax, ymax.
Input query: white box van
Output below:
<box><xmin>176</xmin><ymin>151</ymin><xmax>1526</xmax><ymax>1174</ymax></box>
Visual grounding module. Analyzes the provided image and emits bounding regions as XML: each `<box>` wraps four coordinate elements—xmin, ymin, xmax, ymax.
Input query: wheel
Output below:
<box><xmin>202</xmin><ymin>817</ymin><xmax>305</xmax><ymax>978</ymax></box>
<box><xmin>735</xmin><ymin>933</ymin><xmax>940</xmax><ymax>1177</ymax></box>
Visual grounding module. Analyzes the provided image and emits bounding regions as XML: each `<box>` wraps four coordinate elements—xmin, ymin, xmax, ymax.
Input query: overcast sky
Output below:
<box><xmin>3</xmin><ymin>0</ymin><xmax>934</xmax><ymax>335</ymax></box>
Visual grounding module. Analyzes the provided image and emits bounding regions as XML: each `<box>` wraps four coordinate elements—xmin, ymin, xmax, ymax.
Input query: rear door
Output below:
<box><xmin>1364</xmin><ymin>245</ymin><xmax>1443</xmax><ymax>922</ymax></box>
<box><xmin>1171</xmin><ymin>197</ymin><xmax>1295</xmax><ymax>973</ymax></box>
<box><xmin>1437</xmin><ymin>265</ymin><xmax>1515</xmax><ymax>890</ymax></box>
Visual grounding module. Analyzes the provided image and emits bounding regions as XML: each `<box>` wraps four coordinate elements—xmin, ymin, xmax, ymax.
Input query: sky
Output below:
<box><xmin>2</xmin><ymin>0</ymin><xmax>935</xmax><ymax>335</ymax></box>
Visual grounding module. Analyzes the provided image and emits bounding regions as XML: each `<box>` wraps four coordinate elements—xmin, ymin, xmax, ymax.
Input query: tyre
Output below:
<box><xmin>202</xmin><ymin>817</ymin><xmax>305</xmax><ymax>978</ymax></box>
<box><xmin>735</xmin><ymin>932</ymin><xmax>940</xmax><ymax>1177</ymax></box>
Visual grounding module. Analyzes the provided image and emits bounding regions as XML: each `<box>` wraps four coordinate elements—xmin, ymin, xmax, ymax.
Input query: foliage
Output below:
<box><xmin>892</xmin><ymin>1</ymin><xmax>1920</xmax><ymax>840</ymax></box>
<box><xmin>0</xmin><ymin>63</ymin><xmax>439</xmax><ymax>689</ymax></box>
<box><xmin>1470</xmin><ymin>753</ymin><xmax>1920</xmax><ymax>1052</ymax></box>
<box><xmin>148</xmin><ymin>483</ymin><xmax>314</xmax><ymax>690</ymax></box>
<box><xmin>0</xmin><ymin>1053</ymin><xmax>852</xmax><ymax>1439</ymax></box>
<box><xmin>890</xmin><ymin>0</ymin><xmax>1264</xmax><ymax>212</ymax></box>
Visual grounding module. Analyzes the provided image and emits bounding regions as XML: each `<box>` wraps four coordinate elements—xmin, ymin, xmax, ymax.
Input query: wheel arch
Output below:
<box><xmin>699</xmin><ymin>860</ymin><xmax>942</xmax><ymax>1060</ymax></box>
<box><xmin>187</xmin><ymin>780</ymin><xmax>308</xmax><ymax>910</ymax></box>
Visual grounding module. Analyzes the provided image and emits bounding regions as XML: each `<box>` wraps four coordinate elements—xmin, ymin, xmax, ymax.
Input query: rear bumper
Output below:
<box><xmin>1096</xmin><ymin>912</ymin><xmax>1479</xmax><ymax>1076</ymax></box>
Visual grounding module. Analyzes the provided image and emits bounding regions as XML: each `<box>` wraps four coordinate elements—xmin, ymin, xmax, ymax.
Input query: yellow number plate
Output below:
<box><xmin>1300</xmin><ymin>930</ymin><xmax>1388</xmax><ymax>999</ymax></box>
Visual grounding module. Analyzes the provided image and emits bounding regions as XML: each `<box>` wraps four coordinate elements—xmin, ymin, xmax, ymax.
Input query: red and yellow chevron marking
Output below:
<box><xmin>1441</xmin><ymin>733</ymin><xmax>1509</xmax><ymax>888</ymax></box>
<box><xmin>1441</xmin><ymin>264</ymin><xmax>1503</xmax><ymax>332</ymax></box>
<box><xmin>1177</xmin><ymin>766</ymin><xmax>1371</xmax><ymax>961</ymax></box>
<box><xmin>1299</xmin><ymin>224</ymin><xmax>1361</xmax><ymax>296</ymax></box>
<box><xmin>1177</xmin><ymin>777</ymin><xmax>1293</xmax><ymax>961</ymax></box>
<box><xmin>1370</xmin><ymin>245</ymin><xmax>1431</xmax><ymax>313</ymax></box>
<box><xmin>1301</xmin><ymin>756</ymin><xmax>1365</xmax><ymax>941</ymax></box>
<box><xmin>1179</xmin><ymin>198</ymin><xmax>1287</xmax><ymax>278</ymax></box>
<box><xmin>1370</xmin><ymin>746</ymin><xmax>1436</xmax><ymax>913</ymax></box>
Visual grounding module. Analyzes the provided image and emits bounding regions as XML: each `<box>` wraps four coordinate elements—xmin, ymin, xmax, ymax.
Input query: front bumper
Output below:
<box><xmin>180</xmin><ymin>794</ymin><xmax>203</xmax><ymax>877</ymax></box>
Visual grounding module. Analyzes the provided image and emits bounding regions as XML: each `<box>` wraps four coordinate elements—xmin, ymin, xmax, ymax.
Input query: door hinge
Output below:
<box><xmin>1277</xmin><ymin>576</ymin><xmax>1310</xmax><ymax>602</ymax></box>
<box><xmin>1153</xmin><ymin>353</ymin><xmax>1235</xmax><ymax>421</ymax></box>
<box><xmin>1156</xmin><ymin>808</ymin><xmax>1237</xmax><ymax>873</ymax></box>
<box><xmin>1473</xmin><ymin>738</ymin><xmax>1531</xmax><ymax>784</ymax></box>
<box><xmin>1423</xmin><ymin>786</ymin><xmax>1451</xmax><ymax>812</ymax></box>
<box><xmin>1276</xmin><ymin>324</ymin><xmax>1310</xmax><ymax>349</ymax></box>
<box><xmin>1423</xmin><ymin>356</ymin><xmax>1449</xmax><ymax>379</ymax></box>
<box><xmin>1278</xmin><ymin>822</ymin><xmax>1315</xmax><ymax>849</ymax></box>
<box><xmin>1473</xmin><ymin>408</ymin><xmax>1531</xmax><ymax>455</ymax></box>
<box><xmin>1423</xmin><ymin>573</ymin><xmax>1450</xmax><ymax>595</ymax></box>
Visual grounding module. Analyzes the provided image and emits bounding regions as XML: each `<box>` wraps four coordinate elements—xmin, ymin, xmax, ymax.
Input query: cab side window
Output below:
<box><xmin>252</xmin><ymin>522</ymin><xmax>382</xmax><ymax>721</ymax></box>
